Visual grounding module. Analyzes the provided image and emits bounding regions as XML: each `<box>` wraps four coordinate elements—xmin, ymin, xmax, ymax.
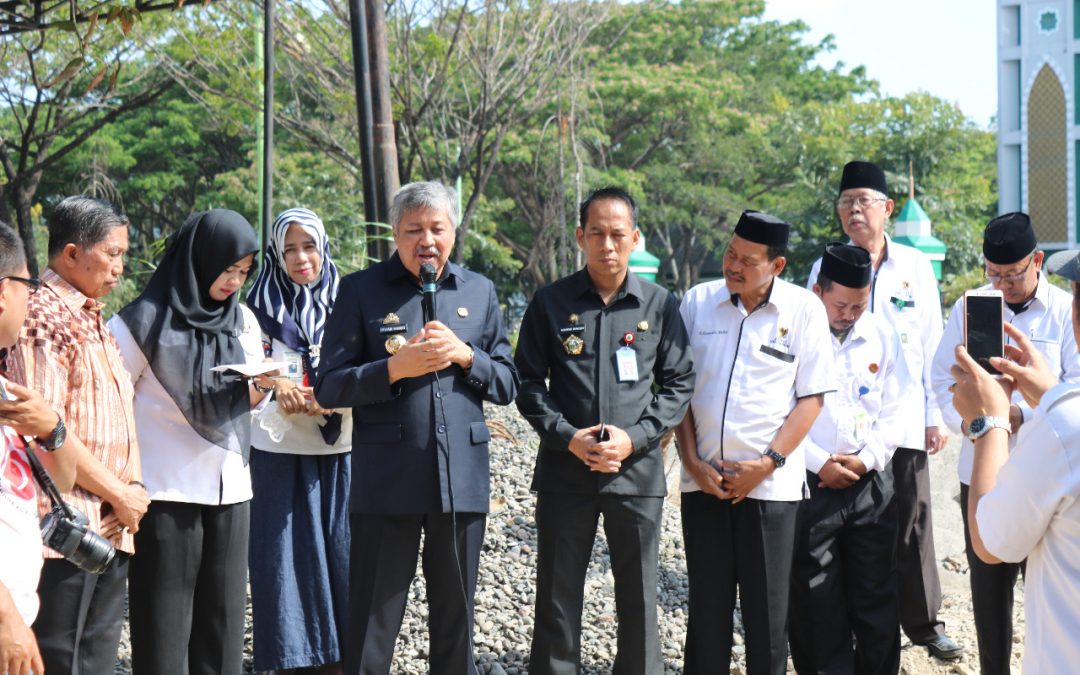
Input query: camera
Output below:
<box><xmin>40</xmin><ymin>503</ymin><xmax>116</xmax><ymax>574</ymax></box>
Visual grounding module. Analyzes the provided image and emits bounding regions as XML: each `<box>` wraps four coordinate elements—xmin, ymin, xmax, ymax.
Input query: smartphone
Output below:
<box><xmin>597</xmin><ymin>423</ymin><xmax>610</xmax><ymax>442</ymax></box>
<box><xmin>964</xmin><ymin>289</ymin><xmax>1004</xmax><ymax>374</ymax></box>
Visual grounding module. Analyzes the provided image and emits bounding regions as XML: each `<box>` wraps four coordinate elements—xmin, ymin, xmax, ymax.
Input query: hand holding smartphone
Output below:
<box><xmin>964</xmin><ymin>289</ymin><xmax>1005</xmax><ymax>375</ymax></box>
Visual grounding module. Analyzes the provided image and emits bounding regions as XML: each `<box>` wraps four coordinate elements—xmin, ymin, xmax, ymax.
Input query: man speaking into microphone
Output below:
<box><xmin>315</xmin><ymin>181</ymin><xmax>519</xmax><ymax>674</ymax></box>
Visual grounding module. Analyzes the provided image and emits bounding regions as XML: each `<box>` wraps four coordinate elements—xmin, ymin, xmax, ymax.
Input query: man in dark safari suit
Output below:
<box><xmin>315</xmin><ymin>181</ymin><xmax>519</xmax><ymax>675</ymax></box>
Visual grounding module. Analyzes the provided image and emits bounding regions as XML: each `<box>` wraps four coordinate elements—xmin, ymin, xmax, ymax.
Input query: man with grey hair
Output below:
<box><xmin>316</xmin><ymin>181</ymin><xmax>519</xmax><ymax>674</ymax></box>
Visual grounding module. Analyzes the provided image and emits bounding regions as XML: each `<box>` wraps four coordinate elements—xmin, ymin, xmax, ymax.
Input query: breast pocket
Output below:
<box><xmin>1029</xmin><ymin>337</ymin><xmax>1063</xmax><ymax>376</ymax></box>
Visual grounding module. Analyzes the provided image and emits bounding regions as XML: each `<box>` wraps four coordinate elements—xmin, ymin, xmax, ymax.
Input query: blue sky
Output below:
<box><xmin>764</xmin><ymin>0</ymin><xmax>997</xmax><ymax>129</ymax></box>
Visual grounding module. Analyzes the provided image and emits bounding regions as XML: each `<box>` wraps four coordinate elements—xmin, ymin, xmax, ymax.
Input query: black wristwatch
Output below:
<box><xmin>763</xmin><ymin>447</ymin><xmax>786</xmax><ymax>469</ymax></box>
<box><xmin>36</xmin><ymin>418</ymin><xmax>66</xmax><ymax>452</ymax></box>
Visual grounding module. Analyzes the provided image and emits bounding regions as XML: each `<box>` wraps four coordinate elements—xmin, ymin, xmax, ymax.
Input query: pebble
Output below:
<box><xmin>109</xmin><ymin>403</ymin><xmax>1022</xmax><ymax>674</ymax></box>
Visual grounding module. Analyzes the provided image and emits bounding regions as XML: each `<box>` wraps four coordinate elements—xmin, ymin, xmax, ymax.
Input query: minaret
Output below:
<box><xmin>997</xmin><ymin>0</ymin><xmax>1078</xmax><ymax>251</ymax></box>
<box><xmin>893</xmin><ymin>161</ymin><xmax>947</xmax><ymax>280</ymax></box>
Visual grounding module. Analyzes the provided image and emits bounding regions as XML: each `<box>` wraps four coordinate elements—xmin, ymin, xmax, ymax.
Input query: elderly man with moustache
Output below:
<box><xmin>806</xmin><ymin>161</ymin><xmax>960</xmax><ymax>661</ymax></box>
<box><xmin>315</xmin><ymin>181</ymin><xmax>519</xmax><ymax>675</ymax></box>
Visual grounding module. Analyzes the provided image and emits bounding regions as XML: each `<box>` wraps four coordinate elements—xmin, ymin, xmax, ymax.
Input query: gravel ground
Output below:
<box><xmin>113</xmin><ymin>404</ymin><xmax>1024</xmax><ymax>674</ymax></box>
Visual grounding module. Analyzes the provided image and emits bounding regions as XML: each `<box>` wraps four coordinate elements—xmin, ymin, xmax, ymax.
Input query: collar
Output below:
<box><xmin>569</xmin><ymin>267</ymin><xmax>644</xmax><ymax>303</ymax></box>
<box><xmin>42</xmin><ymin>267</ymin><xmax>102</xmax><ymax>314</ymax></box>
<box><xmin>385</xmin><ymin>251</ymin><xmax>462</xmax><ymax>286</ymax></box>
<box><xmin>1029</xmin><ymin>272</ymin><xmax>1051</xmax><ymax>311</ymax></box>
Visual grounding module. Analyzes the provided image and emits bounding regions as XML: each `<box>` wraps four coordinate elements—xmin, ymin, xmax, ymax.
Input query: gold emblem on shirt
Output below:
<box><xmin>637</xmin><ymin>320</ymin><xmax>649</xmax><ymax>331</ymax></box>
<box><xmin>385</xmin><ymin>334</ymin><xmax>407</xmax><ymax>355</ymax></box>
<box><xmin>563</xmin><ymin>334</ymin><xmax>584</xmax><ymax>356</ymax></box>
<box><xmin>778</xmin><ymin>327</ymin><xmax>789</xmax><ymax>337</ymax></box>
<box><xmin>383</xmin><ymin>312</ymin><xmax>401</xmax><ymax>325</ymax></box>
<box><xmin>568</xmin><ymin>313</ymin><xmax>580</xmax><ymax>324</ymax></box>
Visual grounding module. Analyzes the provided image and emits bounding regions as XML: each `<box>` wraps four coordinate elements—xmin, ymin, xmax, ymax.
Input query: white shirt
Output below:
<box><xmin>805</xmin><ymin>311</ymin><xmax>913</xmax><ymax>474</ymax></box>
<box><xmin>931</xmin><ymin>274</ymin><xmax>1080</xmax><ymax>484</ymax></box>
<box><xmin>976</xmin><ymin>383</ymin><xmax>1080</xmax><ymax>674</ymax></box>
<box><xmin>808</xmin><ymin>234</ymin><xmax>944</xmax><ymax>448</ymax></box>
<box><xmin>107</xmin><ymin>306</ymin><xmax>263</xmax><ymax>505</ymax></box>
<box><xmin>250</xmin><ymin>337</ymin><xmax>352</xmax><ymax>455</ymax></box>
<box><xmin>0</xmin><ymin>417</ymin><xmax>42</xmax><ymax>624</ymax></box>
<box><xmin>679</xmin><ymin>276</ymin><xmax>836</xmax><ymax>501</ymax></box>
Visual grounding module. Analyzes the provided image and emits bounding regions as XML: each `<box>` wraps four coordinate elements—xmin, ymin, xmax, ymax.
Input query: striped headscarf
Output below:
<box><xmin>247</xmin><ymin>208</ymin><xmax>340</xmax><ymax>367</ymax></box>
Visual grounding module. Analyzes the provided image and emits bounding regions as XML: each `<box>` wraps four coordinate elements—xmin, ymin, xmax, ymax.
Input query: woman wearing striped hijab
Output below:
<box><xmin>247</xmin><ymin>208</ymin><xmax>350</xmax><ymax>675</ymax></box>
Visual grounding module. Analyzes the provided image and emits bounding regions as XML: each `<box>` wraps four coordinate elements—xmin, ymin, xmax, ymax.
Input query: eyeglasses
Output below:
<box><xmin>836</xmin><ymin>195</ymin><xmax>887</xmax><ymax>210</ymax></box>
<box><xmin>984</xmin><ymin>255</ymin><xmax>1034</xmax><ymax>283</ymax></box>
<box><xmin>0</xmin><ymin>276</ymin><xmax>42</xmax><ymax>295</ymax></box>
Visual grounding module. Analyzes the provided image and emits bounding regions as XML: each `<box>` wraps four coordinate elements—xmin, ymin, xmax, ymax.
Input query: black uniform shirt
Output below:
<box><xmin>314</xmin><ymin>253</ymin><xmax>518</xmax><ymax>514</ymax></box>
<box><xmin>515</xmin><ymin>268</ymin><xmax>695</xmax><ymax>496</ymax></box>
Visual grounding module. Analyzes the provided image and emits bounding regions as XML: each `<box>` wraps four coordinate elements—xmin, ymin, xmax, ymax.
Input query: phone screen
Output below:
<box><xmin>965</xmin><ymin>294</ymin><xmax>1004</xmax><ymax>374</ymax></box>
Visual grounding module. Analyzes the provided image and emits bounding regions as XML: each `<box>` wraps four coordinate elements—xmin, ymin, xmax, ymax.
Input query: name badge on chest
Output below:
<box><xmin>616</xmin><ymin>346</ymin><xmax>639</xmax><ymax>382</ymax></box>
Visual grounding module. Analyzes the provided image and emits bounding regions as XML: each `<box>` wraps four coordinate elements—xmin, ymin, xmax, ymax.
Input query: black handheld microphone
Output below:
<box><xmin>420</xmin><ymin>262</ymin><xmax>438</xmax><ymax>324</ymax></box>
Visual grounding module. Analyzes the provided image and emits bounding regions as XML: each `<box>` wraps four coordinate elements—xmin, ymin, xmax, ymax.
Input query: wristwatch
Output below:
<box><xmin>966</xmin><ymin>415</ymin><xmax>1011</xmax><ymax>441</ymax></box>
<box><xmin>36</xmin><ymin>418</ymin><xmax>66</xmax><ymax>452</ymax></box>
<box><xmin>763</xmin><ymin>448</ymin><xmax>786</xmax><ymax>468</ymax></box>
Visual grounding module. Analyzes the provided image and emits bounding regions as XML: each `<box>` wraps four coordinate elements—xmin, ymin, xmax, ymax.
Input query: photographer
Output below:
<box><xmin>0</xmin><ymin>221</ymin><xmax>76</xmax><ymax>675</ymax></box>
<box><xmin>950</xmin><ymin>249</ymin><xmax>1080</xmax><ymax>673</ymax></box>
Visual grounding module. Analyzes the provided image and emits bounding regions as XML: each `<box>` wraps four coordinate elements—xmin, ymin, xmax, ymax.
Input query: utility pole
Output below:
<box><xmin>260</xmin><ymin>0</ymin><xmax>274</xmax><ymax>251</ymax></box>
<box><xmin>348</xmin><ymin>0</ymin><xmax>381</xmax><ymax>262</ymax></box>
<box><xmin>366</xmin><ymin>0</ymin><xmax>398</xmax><ymax>260</ymax></box>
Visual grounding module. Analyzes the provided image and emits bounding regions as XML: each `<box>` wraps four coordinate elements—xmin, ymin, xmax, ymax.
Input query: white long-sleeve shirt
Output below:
<box><xmin>804</xmin><ymin>310</ymin><xmax>913</xmax><ymax>474</ymax></box>
<box><xmin>808</xmin><ymin>233</ymin><xmax>944</xmax><ymax>449</ymax></box>
<box><xmin>107</xmin><ymin>306</ymin><xmax>263</xmax><ymax>505</ymax></box>
<box><xmin>930</xmin><ymin>274</ymin><xmax>1080</xmax><ymax>484</ymax></box>
<box><xmin>977</xmin><ymin>384</ymin><xmax>1080</xmax><ymax>674</ymax></box>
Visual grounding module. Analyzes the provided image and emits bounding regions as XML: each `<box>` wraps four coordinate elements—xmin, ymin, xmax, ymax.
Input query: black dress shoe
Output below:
<box><xmin>923</xmin><ymin>634</ymin><xmax>963</xmax><ymax>661</ymax></box>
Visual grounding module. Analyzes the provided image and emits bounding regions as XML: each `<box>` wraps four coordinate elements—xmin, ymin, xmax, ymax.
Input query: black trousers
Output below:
<box><xmin>891</xmin><ymin>448</ymin><xmax>945</xmax><ymax>643</ymax></box>
<box><xmin>959</xmin><ymin>482</ymin><xmax>1023</xmax><ymax>675</ymax></box>
<box><xmin>129</xmin><ymin>500</ymin><xmax>251</xmax><ymax>675</ymax></box>
<box><xmin>530</xmin><ymin>492</ymin><xmax>664</xmax><ymax>675</ymax></box>
<box><xmin>789</xmin><ymin>468</ymin><xmax>899</xmax><ymax>675</ymax></box>
<box><xmin>681</xmin><ymin>492</ymin><xmax>798</xmax><ymax>675</ymax></box>
<box><xmin>346</xmin><ymin>511</ymin><xmax>485</xmax><ymax>675</ymax></box>
<box><xmin>33</xmin><ymin>553</ymin><xmax>129</xmax><ymax>675</ymax></box>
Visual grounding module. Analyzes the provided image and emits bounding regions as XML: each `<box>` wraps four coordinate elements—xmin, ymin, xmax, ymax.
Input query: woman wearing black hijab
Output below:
<box><xmin>108</xmin><ymin>209</ymin><xmax>269</xmax><ymax>675</ymax></box>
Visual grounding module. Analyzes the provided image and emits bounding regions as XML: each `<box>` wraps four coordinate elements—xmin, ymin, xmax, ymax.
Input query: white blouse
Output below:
<box><xmin>250</xmin><ymin>337</ymin><xmax>352</xmax><ymax>455</ymax></box>
<box><xmin>107</xmin><ymin>306</ymin><xmax>263</xmax><ymax>506</ymax></box>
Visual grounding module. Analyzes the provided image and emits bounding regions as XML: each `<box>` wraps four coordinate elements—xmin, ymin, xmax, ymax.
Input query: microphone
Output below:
<box><xmin>420</xmin><ymin>262</ymin><xmax>438</xmax><ymax>324</ymax></box>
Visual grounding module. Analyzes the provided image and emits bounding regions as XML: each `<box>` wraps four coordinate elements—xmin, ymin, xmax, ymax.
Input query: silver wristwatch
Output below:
<box><xmin>966</xmin><ymin>415</ymin><xmax>1011</xmax><ymax>441</ymax></box>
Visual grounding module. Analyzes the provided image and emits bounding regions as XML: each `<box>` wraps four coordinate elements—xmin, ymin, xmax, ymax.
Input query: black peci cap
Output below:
<box><xmin>820</xmin><ymin>242</ymin><xmax>872</xmax><ymax>289</ymax></box>
<box><xmin>839</xmin><ymin>161</ymin><xmax>888</xmax><ymax>195</ymax></box>
<box><xmin>733</xmin><ymin>210</ymin><xmax>790</xmax><ymax>249</ymax></box>
<box><xmin>983</xmin><ymin>212</ymin><xmax>1038</xmax><ymax>265</ymax></box>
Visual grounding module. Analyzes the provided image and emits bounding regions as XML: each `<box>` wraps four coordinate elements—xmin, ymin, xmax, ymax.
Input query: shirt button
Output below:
<box><xmin>437</xmin><ymin>424</ymin><xmax>446</xmax><ymax>434</ymax></box>
<box><xmin>435</xmin><ymin>391</ymin><xmax>442</xmax><ymax>398</ymax></box>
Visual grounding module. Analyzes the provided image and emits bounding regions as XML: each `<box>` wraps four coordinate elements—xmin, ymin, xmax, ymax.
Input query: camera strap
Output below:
<box><xmin>17</xmin><ymin>434</ymin><xmax>77</xmax><ymax>521</ymax></box>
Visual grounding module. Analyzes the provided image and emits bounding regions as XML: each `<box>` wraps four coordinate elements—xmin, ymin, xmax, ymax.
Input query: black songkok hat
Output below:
<box><xmin>733</xmin><ymin>210</ymin><xmax>790</xmax><ymax>249</ymax></box>
<box><xmin>839</xmin><ymin>161</ymin><xmax>888</xmax><ymax>195</ymax></box>
<box><xmin>820</xmin><ymin>242</ymin><xmax>872</xmax><ymax>289</ymax></box>
<box><xmin>983</xmin><ymin>212</ymin><xmax>1037</xmax><ymax>264</ymax></box>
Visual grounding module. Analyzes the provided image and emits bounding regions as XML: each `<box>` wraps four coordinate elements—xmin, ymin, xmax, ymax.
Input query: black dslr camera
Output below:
<box><xmin>40</xmin><ymin>503</ymin><xmax>116</xmax><ymax>574</ymax></box>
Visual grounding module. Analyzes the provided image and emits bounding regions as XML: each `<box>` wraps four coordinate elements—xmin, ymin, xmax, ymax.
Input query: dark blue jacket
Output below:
<box><xmin>314</xmin><ymin>254</ymin><xmax>518</xmax><ymax>514</ymax></box>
